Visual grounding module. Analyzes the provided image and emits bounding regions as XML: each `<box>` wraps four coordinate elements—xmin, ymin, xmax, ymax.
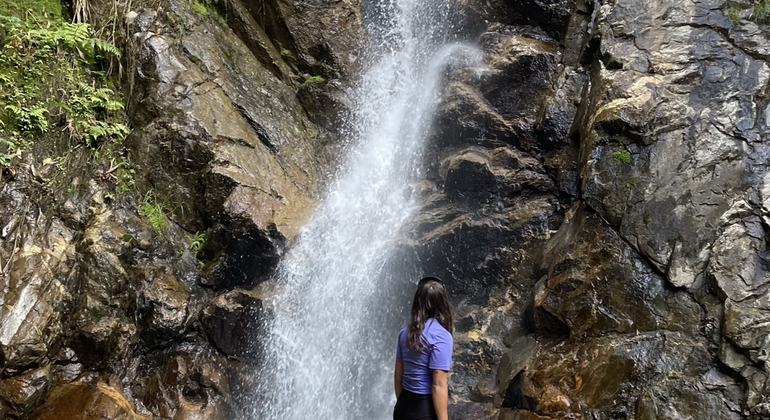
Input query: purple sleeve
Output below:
<box><xmin>396</xmin><ymin>329</ymin><xmax>404</xmax><ymax>362</ymax></box>
<box><xmin>428</xmin><ymin>330</ymin><xmax>453</xmax><ymax>371</ymax></box>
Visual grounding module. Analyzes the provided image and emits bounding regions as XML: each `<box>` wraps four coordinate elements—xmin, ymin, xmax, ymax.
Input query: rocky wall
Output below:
<box><xmin>0</xmin><ymin>0</ymin><xmax>363</xmax><ymax>418</ymax></box>
<box><xmin>413</xmin><ymin>0</ymin><xmax>770</xmax><ymax>418</ymax></box>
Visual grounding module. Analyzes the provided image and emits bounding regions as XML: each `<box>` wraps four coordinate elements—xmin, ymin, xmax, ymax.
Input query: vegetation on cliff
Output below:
<box><xmin>0</xmin><ymin>0</ymin><xmax>132</xmax><ymax>196</ymax></box>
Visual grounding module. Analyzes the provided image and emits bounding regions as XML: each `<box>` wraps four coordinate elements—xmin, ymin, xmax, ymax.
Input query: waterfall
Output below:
<box><xmin>251</xmin><ymin>1</ymin><xmax>479</xmax><ymax>419</ymax></box>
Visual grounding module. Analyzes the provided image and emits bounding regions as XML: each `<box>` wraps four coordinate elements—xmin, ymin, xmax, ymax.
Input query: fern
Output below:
<box><xmin>87</xmin><ymin>38</ymin><xmax>121</xmax><ymax>58</ymax></box>
<box><xmin>0</xmin><ymin>137</ymin><xmax>18</xmax><ymax>168</ymax></box>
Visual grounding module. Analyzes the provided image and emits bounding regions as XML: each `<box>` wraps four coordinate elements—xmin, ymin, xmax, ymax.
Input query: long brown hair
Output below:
<box><xmin>407</xmin><ymin>276</ymin><xmax>453</xmax><ymax>351</ymax></box>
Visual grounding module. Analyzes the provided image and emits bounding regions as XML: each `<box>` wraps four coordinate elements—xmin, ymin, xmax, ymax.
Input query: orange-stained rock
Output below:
<box><xmin>28</xmin><ymin>382</ymin><xmax>149</xmax><ymax>420</ymax></box>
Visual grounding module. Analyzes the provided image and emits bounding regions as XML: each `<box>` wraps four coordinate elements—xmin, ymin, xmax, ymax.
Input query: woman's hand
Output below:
<box><xmin>394</xmin><ymin>361</ymin><xmax>404</xmax><ymax>398</ymax></box>
<box><xmin>432</xmin><ymin>369</ymin><xmax>449</xmax><ymax>420</ymax></box>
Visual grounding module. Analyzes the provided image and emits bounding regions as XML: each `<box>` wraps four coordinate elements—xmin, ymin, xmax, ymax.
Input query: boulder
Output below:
<box><xmin>0</xmin><ymin>365</ymin><xmax>51</xmax><ymax>418</ymax></box>
<box><xmin>636</xmin><ymin>372</ymin><xmax>743</xmax><ymax>420</ymax></box>
<box><xmin>0</xmin><ymin>215</ymin><xmax>75</xmax><ymax>370</ymax></box>
<box><xmin>135</xmin><ymin>268</ymin><xmax>191</xmax><ymax>345</ymax></box>
<box><xmin>27</xmin><ymin>382</ymin><xmax>149</xmax><ymax>420</ymax></box>
<box><xmin>142</xmin><ymin>347</ymin><xmax>230</xmax><ymax>420</ymax></box>
<box><xmin>535</xmin><ymin>204</ymin><xmax>703</xmax><ymax>337</ymax></box>
<box><xmin>200</xmin><ymin>288</ymin><xmax>269</xmax><ymax>358</ymax></box>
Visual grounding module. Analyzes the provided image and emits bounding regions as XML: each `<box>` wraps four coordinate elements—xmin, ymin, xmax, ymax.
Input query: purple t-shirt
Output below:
<box><xmin>395</xmin><ymin>319</ymin><xmax>453</xmax><ymax>395</ymax></box>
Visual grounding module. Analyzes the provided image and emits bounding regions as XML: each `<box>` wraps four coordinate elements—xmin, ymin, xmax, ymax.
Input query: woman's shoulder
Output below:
<box><xmin>426</xmin><ymin>319</ymin><xmax>452</xmax><ymax>340</ymax></box>
<box><xmin>398</xmin><ymin>326</ymin><xmax>407</xmax><ymax>337</ymax></box>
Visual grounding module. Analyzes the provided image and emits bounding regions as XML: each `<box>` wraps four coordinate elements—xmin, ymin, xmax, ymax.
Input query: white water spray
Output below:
<box><xmin>251</xmin><ymin>1</ymin><xmax>480</xmax><ymax>419</ymax></box>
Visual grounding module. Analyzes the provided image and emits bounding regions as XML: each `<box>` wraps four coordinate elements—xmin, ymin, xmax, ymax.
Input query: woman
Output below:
<box><xmin>394</xmin><ymin>276</ymin><xmax>454</xmax><ymax>420</ymax></box>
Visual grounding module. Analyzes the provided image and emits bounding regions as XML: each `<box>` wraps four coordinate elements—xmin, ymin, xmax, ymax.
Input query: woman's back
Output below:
<box><xmin>396</xmin><ymin>319</ymin><xmax>453</xmax><ymax>394</ymax></box>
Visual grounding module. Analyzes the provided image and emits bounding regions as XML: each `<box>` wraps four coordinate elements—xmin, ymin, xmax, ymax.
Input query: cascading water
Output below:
<box><xmin>250</xmin><ymin>1</ymin><xmax>479</xmax><ymax>419</ymax></box>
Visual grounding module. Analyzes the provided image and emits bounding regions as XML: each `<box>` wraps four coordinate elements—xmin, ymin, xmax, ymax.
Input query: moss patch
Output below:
<box><xmin>612</xmin><ymin>149</ymin><xmax>632</xmax><ymax>165</ymax></box>
<box><xmin>301</xmin><ymin>75</ymin><xmax>326</xmax><ymax>88</ymax></box>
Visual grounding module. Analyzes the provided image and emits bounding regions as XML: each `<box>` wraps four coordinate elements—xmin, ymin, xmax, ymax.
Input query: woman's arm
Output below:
<box><xmin>394</xmin><ymin>361</ymin><xmax>404</xmax><ymax>398</ymax></box>
<box><xmin>432</xmin><ymin>369</ymin><xmax>449</xmax><ymax>420</ymax></box>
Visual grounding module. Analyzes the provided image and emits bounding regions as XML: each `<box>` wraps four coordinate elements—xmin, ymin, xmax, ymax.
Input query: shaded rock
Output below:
<box><xmin>0</xmin><ymin>364</ymin><xmax>50</xmax><ymax>418</ymax></box>
<box><xmin>636</xmin><ymin>372</ymin><xmax>743</xmax><ymax>420</ymax></box>
<box><xmin>496</xmin><ymin>335</ymin><xmax>538</xmax><ymax>404</ymax></box>
<box><xmin>536</xmin><ymin>204</ymin><xmax>703</xmax><ymax>337</ymax></box>
<box><xmin>473</xmin><ymin>0</ymin><xmax>578</xmax><ymax>41</ymax></box>
<box><xmin>69</xmin><ymin>313</ymin><xmax>137</xmax><ymax>369</ymax></box>
<box><xmin>142</xmin><ymin>347</ymin><xmax>230</xmax><ymax>420</ymax></box>
<box><xmin>238</xmin><ymin>0</ymin><xmax>367</xmax><ymax>77</ymax></box>
<box><xmin>135</xmin><ymin>268</ymin><xmax>191</xmax><ymax>345</ymax></box>
<box><xmin>520</xmin><ymin>332</ymin><xmax>712</xmax><ymax>417</ymax></box>
<box><xmin>200</xmin><ymin>289</ymin><xmax>268</xmax><ymax>358</ymax></box>
<box><xmin>431</xmin><ymin>28</ymin><xmax>559</xmax><ymax>153</ymax></box>
<box><xmin>28</xmin><ymin>382</ymin><xmax>149</xmax><ymax>420</ymax></box>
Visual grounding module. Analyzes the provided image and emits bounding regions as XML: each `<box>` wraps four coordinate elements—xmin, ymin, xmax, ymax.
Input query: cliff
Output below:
<box><xmin>0</xmin><ymin>0</ymin><xmax>768</xmax><ymax>419</ymax></box>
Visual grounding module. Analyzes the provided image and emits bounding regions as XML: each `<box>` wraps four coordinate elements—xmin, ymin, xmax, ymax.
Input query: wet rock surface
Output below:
<box><xmin>0</xmin><ymin>0</ymin><xmax>361</xmax><ymax>417</ymax></box>
<box><xmin>411</xmin><ymin>0</ymin><xmax>770</xmax><ymax>418</ymax></box>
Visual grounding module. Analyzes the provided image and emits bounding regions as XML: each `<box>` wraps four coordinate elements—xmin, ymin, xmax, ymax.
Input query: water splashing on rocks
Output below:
<box><xmin>251</xmin><ymin>1</ymin><xmax>480</xmax><ymax>419</ymax></box>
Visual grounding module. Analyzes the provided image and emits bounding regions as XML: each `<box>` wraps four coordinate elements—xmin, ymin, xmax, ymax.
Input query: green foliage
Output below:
<box><xmin>0</xmin><ymin>0</ymin><xmax>62</xmax><ymax>20</ymax></box>
<box><xmin>728</xmin><ymin>5</ymin><xmax>741</xmax><ymax>25</ymax></box>
<box><xmin>301</xmin><ymin>75</ymin><xmax>326</xmax><ymax>88</ymax></box>
<box><xmin>0</xmin><ymin>10</ymin><xmax>129</xmax><ymax>176</ymax></box>
<box><xmin>612</xmin><ymin>149</ymin><xmax>632</xmax><ymax>165</ymax></box>
<box><xmin>191</xmin><ymin>0</ymin><xmax>209</xmax><ymax>15</ymax></box>
<box><xmin>0</xmin><ymin>136</ymin><xmax>19</xmax><ymax>167</ymax></box>
<box><xmin>280</xmin><ymin>49</ymin><xmax>295</xmax><ymax>59</ymax></box>
<box><xmin>141</xmin><ymin>190</ymin><xmax>171</xmax><ymax>236</ymax></box>
<box><xmin>755</xmin><ymin>0</ymin><xmax>770</xmax><ymax>22</ymax></box>
<box><xmin>4</xmin><ymin>104</ymin><xmax>49</xmax><ymax>133</ymax></box>
<box><xmin>116</xmin><ymin>165</ymin><xmax>136</xmax><ymax>194</ymax></box>
<box><xmin>191</xmin><ymin>0</ymin><xmax>227</xmax><ymax>19</ymax></box>
<box><xmin>64</xmin><ymin>82</ymin><xmax>129</xmax><ymax>147</ymax></box>
<box><xmin>188</xmin><ymin>231</ymin><xmax>207</xmax><ymax>257</ymax></box>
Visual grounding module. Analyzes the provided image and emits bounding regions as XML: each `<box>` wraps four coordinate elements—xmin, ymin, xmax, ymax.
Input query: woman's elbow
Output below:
<box><xmin>432</xmin><ymin>371</ymin><xmax>449</xmax><ymax>389</ymax></box>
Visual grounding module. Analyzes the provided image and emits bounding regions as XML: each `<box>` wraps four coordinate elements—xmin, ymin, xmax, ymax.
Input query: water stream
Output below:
<box><xmin>252</xmin><ymin>1</ymin><xmax>478</xmax><ymax>419</ymax></box>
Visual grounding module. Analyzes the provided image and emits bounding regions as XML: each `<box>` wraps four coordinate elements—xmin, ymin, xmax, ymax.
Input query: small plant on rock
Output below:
<box><xmin>755</xmin><ymin>0</ymin><xmax>770</xmax><ymax>22</ymax></box>
<box><xmin>612</xmin><ymin>149</ymin><xmax>632</xmax><ymax>165</ymax></box>
<box><xmin>301</xmin><ymin>75</ymin><xmax>326</xmax><ymax>89</ymax></box>
<box><xmin>141</xmin><ymin>190</ymin><xmax>170</xmax><ymax>236</ymax></box>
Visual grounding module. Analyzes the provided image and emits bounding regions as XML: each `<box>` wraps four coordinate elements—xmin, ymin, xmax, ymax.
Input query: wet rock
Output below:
<box><xmin>431</xmin><ymin>27</ymin><xmax>559</xmax><ymax>153</ymax></box>
<box><xmin>0</xmin><ymin>364</ymin><xmax>50</xmax><ymax>418</ymax></box>
<box><xmin>636</xmin><ymin>372</ymin><xmax>743</xmax><ymax>420</ymax></box>
<box><xmin>142</xmin><ymin>347</ymin><xmax>229</xmax><ymax>420</ymax></box>
<box><xmin>69</xmin><ymin>313</ymin><xmax>137</xmax><ymax>369</ymax></box>
<box><xmin>237</xmin><ymin>0</ymin><xmax>367</xmax><ymax>76</ymax></box>
<box><xmin>535</xmin><ymin>204</ymin><xmax>703</xmax><ymax>337</ymax></box>
<box><xmin>0</xmin><ymin>215</ymin><xmax>75</xmax><ymax>370</ymax></box>
<box><xmin>519</xmin><ymin>332</ymin><xmax>712</xmax><ymax>417</ymax></box>
<box><xmin>135</xmin><ymin>268</ymin><xmax>191</xmax><ymax>345</ymax></box>
<box><xmin>200</xmin><ymin>288</ymin><xmax>268</xmax><ymax>358</ymax></box>
<box><xmin>28</xmin><ymin>382</ymin><xmax>149</xmax><ymax>420</ymax></box>
<box><xmin>495</xmin><ymin>335</ymin><xmax>538</xmax><ymax>404</ymax></box>
<box><xmin>127</xmin><ymin>1</ymin><xmax>320</xmax><ymax>287</ymax></box>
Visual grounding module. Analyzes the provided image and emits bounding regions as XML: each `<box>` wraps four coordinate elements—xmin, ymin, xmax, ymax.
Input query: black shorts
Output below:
<box><xmin>393</xmin><ymin>389</ymin><xmax>438</xmax><ymax>420</ymax></box>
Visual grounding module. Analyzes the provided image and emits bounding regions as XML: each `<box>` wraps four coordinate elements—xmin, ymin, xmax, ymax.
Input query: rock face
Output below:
<box><xmin>411</xmin><ymin>0</ymin><xmax>770</xmax><ymax>418</ymax></box>
<box><xmin>2</xmin><ymin>0</ymin><xmax>770</xmax><ymax>418</ymax></box>
<box><xmin>0</xmin><ymin>0</ymin><xmax>362</xmax><ymax>418</ymax></box>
